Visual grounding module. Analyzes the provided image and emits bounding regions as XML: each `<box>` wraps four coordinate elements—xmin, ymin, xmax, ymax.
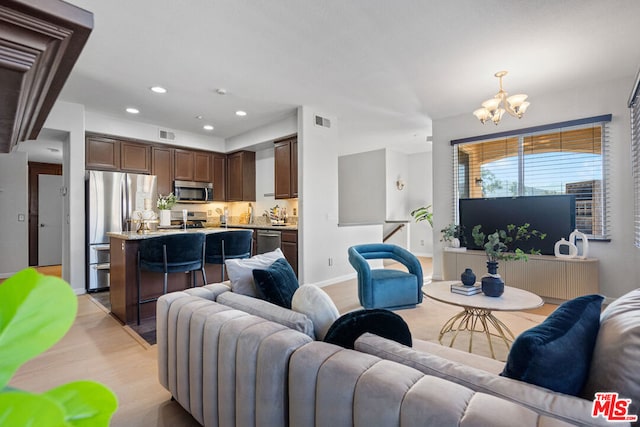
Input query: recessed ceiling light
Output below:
<box><xmin>216</xmin><ymin>88</ymin><xmax>227</xmax><ymax>95</ymax></box>
<box><xmin>195</xmin><ymin>115</ymin><xmax>204</xmax><ymax>120</ymax></box>
<box><xmin>150</xmin><ymin>86</ymin><xmax>167</xmax><ymax>94</ymax></box>
<box><xmin>126</xmin><ymin>107</ymin><xmax>139</xmax><ymax>114</ymax></box>
<box><xmin>235</xmin><ymin>110</ymin><xmax>247</xmax><ymax>117</ymax></box>
<box><xmin>203</xmin><ymin>125</ymin><xmax>214</xmax><ymax>131</ymax></box>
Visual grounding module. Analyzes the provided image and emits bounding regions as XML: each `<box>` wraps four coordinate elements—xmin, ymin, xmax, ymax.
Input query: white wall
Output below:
<box><xmin>86</xmin><ymin>111</ymin><xmax>225</xmax><ymax>152</ymax></box>
<box><xmin>385</xmin><ymin>149</ymin><xmax>410</xmax><ymax>221</ymax></box>
<box><xmin>408</xmin><ymin>151</ymin><xmax>433</xmax><ymax>256</ymax></box>
<box><xmin>298</xmin><ymin>106</ymin><xmax>381</xmax><ymax>285</ymax></box>
<box><xmin>0</xmin><ymin>152</ymin><xmax>28</xmax><ymax>277</ymax></box>
<box><xmin>226</xmin><ymin>114</ymin><xmax>297</xmax><ymax>152</ymax></box>
<box><xmin>43</xmin><ymin>101</ymin><xmax>86</xmax><ymax>294</ymax></box>
<box><xmin>338</xmin><ymin>149</ymin><xmax>386</xmax><ymax>225</ymax></box>
<box><xmin>432</xmin><ymin>76</ymin><xmax>636</xmax><ymax>299</ymax></box>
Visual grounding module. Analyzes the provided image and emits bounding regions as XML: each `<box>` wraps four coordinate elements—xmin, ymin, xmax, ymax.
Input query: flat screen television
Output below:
<box><xmin>458</xmin><ymin>195</ymin><xmax>576</xmax><ymax>256</ymax></box>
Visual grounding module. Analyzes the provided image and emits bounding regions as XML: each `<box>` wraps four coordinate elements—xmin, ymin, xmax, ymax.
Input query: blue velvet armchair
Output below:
<box><xmin>348</xmin><ymin>243</ymin><xmax>423</xmax><ymax>310</ymax></box>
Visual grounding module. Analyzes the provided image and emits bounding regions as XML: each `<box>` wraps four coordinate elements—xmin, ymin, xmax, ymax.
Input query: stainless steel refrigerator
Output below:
<box><xmin>86</xmin><ymin>170</ymin><xmax>157</xmax><ymax>292</ymax></box>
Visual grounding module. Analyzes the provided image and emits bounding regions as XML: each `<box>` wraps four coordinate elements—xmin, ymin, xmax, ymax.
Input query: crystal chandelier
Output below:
<box><xmin>473</xmin><ymin>71</ymin><xmax>530</xmax><ymax>125</ymax></box>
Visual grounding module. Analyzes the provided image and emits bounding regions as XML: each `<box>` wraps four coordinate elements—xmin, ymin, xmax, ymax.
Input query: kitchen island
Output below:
<box><xmin>108</xmin><ymin>224</ymin><xmax>298</xmax><ymax>325</ymax></box>
<box><xmin>107</xmin><ymin>228</ymin><xmax>242</xmax><ymax>324</ymax></box>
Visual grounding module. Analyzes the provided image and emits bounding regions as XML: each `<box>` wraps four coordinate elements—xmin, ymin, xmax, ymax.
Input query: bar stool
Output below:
<box><xmin>137</xmin><ymin>233</ymin><xmax>206</xmax><ymax>324</ymax></box>
<box><xmin>205</xmin><ymin>230</ymin><xmax>254</xmax><ymax>281</ymax></box>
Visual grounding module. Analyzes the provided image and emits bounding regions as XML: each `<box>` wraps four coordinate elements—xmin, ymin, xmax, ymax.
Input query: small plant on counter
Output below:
<box><xmin>410</xmin><ymin>205</ymin><xmax>433</xmax><ymax>227</ymax></box>
<box><xmin>472</xmin><ymin>223</ymin><xmax>546</xmax><ymax>262</ymax></box>
<box><xmin>157</xmin><ymin>192</ymin><xmax>177</xmax><ymax>210</ymax></box>
<box><xmin>0</xmin><ymin>268</ymin><xmax>118</xmax><ymax>425</ymax></box>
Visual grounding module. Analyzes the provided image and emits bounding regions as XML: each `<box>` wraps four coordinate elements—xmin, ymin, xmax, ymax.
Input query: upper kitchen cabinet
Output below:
<box><xmin>152</xmin><ymin>146</ymin><xmax>174</xmax><ymax>195</ymax></box>
<box><xmin>211</xmin><ymin>153</ymin><xmax>227</xmax><ymax>201</ymax></box>
<box><xmin>174</xmin><ymin>149</ymin><xmax>211</xmax><ymax>182</ymax></box>
<box><xmin>274</xmin><ymin>135</ymin><xmax>298</xmax><ymax>199</ymax></box>
<box><xmin>120</xmin><ymin>141</ymin><xmax>151</xmax><ymax>174</ymax></box>
<box><xmin>0</xmin><ymin>1</ymin><xmax>93</xmax><ymax>153</ymax></box>
<box><xmin>174</xmin><ymin>149</ymin><xmax>194</xmax><ymax>181</ymax></box>
<box><xmin>86</xmin><ymin>135</ymin><xmax>120</xmax><ymax>171</ymax></box>
<box><xmin>194</xmin><ymin>151</ymin><xmax>211</xmax><ymax>182</ymax></box>
<box><xmin>227</xmin><ymin>150</ymin><xmax>256</xmax><ymax>201</ymax></box>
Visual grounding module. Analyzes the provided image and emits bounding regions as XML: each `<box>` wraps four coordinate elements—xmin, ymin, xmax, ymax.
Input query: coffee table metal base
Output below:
<box><xmin>439</xmin><ymin>307</ymin><xmax>515</xmax><ymax>359</ymax></box>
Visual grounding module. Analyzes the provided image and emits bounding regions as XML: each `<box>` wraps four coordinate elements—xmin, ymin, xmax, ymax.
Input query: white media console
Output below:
<box><xmin>442</xmin><ymin>249</ymin><xmax>599</xmax><ymax>301</ymax></box>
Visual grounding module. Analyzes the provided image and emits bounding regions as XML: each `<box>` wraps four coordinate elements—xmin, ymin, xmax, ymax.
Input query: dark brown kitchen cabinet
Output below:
<box><xmin>212</xmin><ymin>153</ymin><xmax>227</xmax><ymax>201</ymax></box>
<box><xmin>174</xmin><ymin>149</ymin><xmax>211</xmax><ymax>182</ymax></box>
<box><xmin>152</xmin><ymin>146</ymin><xmax>174</xmax><ymax>195</ymax></box>
<box><xmin>274</xmin><ymin>135</ymin><xmax>298</xmax><ymax>199</ymax></box>
<box><xmin>291</xmin><ymin>139</ymin><xmax>298</xmax><ymax>197</ymax></box>
<box><xmin>174</xmin><ymin>149</ymin><xmax>195</xmax><ymax>181</ymax></box>
<box><xmin>281</xmin><ymin>230</ymin><xmax>298</xmax><ymax>276</ymax></box>
<box><xmin>194</xmin><ymin>151</ymin><xmax>211</xmax><ymax>182</ymax></box>
<box><xmin>86</xmin><ymin>136</ymin><xmax>120</xmax><ymax>171</ymax></box>
<box><xmin>227</xmin><ymin>151</ymin><xmax>256</xmax><ymax>201</ymax></box>
<box><xmin>120</xmin><ymin>141</ymin><xmax>151</xmax><ymax>174</ymax></box>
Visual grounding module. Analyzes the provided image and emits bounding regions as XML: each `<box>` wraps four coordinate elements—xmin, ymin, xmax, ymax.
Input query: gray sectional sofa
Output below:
<box><xmin>157</xmin><ymin>283</ymin><xmax>639</xmax><ymax>427</ymax></box>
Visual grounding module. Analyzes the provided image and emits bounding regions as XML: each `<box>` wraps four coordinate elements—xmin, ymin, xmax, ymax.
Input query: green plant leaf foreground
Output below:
<box><xmin>0</xmin><ymin>269</ymin><xmax>77</xmax><ymax>389</ymax></box>
<box><xmin>0</xmin><ymin>391</ymin><xmax>67</xmax><ymax>426</ymax></box>
<box><xmin>45</xmin><ymin>381</ymin><xmax>118</xmax><ymax>427</ymax></box>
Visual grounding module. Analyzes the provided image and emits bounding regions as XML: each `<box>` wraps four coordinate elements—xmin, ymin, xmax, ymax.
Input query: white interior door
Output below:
<box><xmin>38</xmin><ymin>174</ymin><xmax>63</xmax><ymax>266</ymax></box>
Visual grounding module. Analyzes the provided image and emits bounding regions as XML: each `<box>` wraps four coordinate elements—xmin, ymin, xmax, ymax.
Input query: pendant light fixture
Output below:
<box><xmin>473</xmin><ymin>71</ymin><xmax>530</xmax><ymax>125</ymax></box>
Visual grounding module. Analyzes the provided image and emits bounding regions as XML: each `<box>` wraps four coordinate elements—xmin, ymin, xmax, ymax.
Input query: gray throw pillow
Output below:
<box><xmin>581</xmin><ymin>288</ymin><xmax>640</xmax><ymax>420</ymax></box>
<box><xmin>224</xmin><ymin>248</ymin><xmax>284</xmax><ymax>297</ymax></box>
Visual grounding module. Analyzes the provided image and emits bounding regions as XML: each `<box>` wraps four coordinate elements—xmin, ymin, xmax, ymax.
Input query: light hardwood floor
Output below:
<box><xmin>8</xmin><ymin>259</ymin><xmax>554</xmax><ymax>426</ymax></box>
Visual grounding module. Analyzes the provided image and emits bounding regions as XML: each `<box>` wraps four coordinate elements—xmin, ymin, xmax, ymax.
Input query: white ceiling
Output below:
<box><xmin>30</xmin><ymin>1</ymin><xmax>640</xmax><ymax>156</ymax></box>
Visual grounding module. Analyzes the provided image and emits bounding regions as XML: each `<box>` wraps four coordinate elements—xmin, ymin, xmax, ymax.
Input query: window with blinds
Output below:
<box><xmin>451</xmin><ymin>115</ymin><xmax>611</xmax><ymax>240</ymax></box>
<box><xmin>630</xmin><ymin>73</ymin><xmax>640</xmax><ymax>247</ymax></box>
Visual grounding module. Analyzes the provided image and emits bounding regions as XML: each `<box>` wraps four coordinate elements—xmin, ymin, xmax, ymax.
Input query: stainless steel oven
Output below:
<box><xmin>256</xmin><ymin>230</ymin><xmax>281</xmax><ymax>254</ymax></box>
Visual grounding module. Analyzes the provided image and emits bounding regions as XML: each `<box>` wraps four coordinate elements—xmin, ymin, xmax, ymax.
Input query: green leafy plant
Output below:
<box><xmin>0</xmin><ymin>268</ymin><xmax>117</xmax><ymax>426</ymax></box>
<box><xmin>440</xmin><ymin>223</ymin><xmax>464</xmax><ymax>244</ymax></box>
<box><xmin>157</xmin><ymin>192</ymin><xmax>177</xmax><ymax>210</ymax></box>
<box><xmin>410</xmin><ymin>205</ymin><xmax>433</xmax><ymax>227</ymax></box>
<box><xmin>472</xmin><ymin>223</ymin><xmax>546</xmax><ymax>262</ymax></box>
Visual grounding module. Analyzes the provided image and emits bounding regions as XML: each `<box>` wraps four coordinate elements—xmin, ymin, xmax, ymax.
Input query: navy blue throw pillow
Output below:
<box><xmin>252</xmin><ymin>258</ymin><xmax>299</xmax><ymax>308</ymax></box>
<box><xmin>323</xmin><ymin>308</ymin><xmax>412</xmax><ymax>350</ymax></box>
<box><xmin>501</xmin><ymin>294</ymin><xmax>603</xmax><ymax>396</ymax></box>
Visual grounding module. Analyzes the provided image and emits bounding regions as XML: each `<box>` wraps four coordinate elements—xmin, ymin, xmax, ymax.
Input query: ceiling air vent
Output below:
<box><xmin>159</xmin><ymin>129</ymin><xmax>176</xmax><ymax>141</ymax></box>
<box><xmin>315</xmin><ymin>115</ymin><xmax>331</xmax><ymax>128</ymax></box>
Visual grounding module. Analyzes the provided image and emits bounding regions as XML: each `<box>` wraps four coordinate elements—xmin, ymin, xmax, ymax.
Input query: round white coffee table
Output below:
<box><xmin>423</xmin><ymin>281</ymin><xmax>543</xmax><ymax>359</ymax></box>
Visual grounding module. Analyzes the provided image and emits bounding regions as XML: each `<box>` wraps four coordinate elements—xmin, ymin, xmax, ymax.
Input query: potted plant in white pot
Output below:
<box><xmin>157</xmin><ymin>193</ymin><xmax>177</xmax><ymax>226</ymax></box>
<box><xmin>472</xmin><ymin>223</ymin><xmax>546</xmax><ymax>297</ymax></box>
<box><xmin>441</xmin><ymin>223</ymin><xmax>465</xmax><ymax>250</ymax></box>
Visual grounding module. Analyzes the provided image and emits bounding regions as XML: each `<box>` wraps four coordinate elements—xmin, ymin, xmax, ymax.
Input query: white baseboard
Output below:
<box><xmin>311</xmin><ymin>272</ymin><xmax>357</xmax><ymax>288</ymax></box>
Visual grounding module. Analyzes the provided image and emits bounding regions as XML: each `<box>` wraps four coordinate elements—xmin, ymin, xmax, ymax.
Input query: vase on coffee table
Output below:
<box><xmin>481</xmin><ymin>261</ymin><xmax>504</xmax><ymax>297</ymax></box>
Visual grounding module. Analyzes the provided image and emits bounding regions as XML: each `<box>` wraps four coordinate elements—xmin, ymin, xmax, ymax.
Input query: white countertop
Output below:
<box><xmin>107</xmin><ymin>227</ymin><xmax>247</xmax><ymax>240</ymax></box>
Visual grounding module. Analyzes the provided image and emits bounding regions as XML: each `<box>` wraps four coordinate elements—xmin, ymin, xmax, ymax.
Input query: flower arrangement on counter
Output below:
<box><xmin>157</xmin><ymin>193</ymin><xmax>177</xmax><ymax>210</ymax></box>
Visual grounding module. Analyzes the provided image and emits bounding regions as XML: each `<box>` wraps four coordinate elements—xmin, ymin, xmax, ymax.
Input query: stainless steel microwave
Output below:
<box><xmin>174</xmin><ymin>180</ymin><xmax>213</xmax><ymax>203</ymax></box>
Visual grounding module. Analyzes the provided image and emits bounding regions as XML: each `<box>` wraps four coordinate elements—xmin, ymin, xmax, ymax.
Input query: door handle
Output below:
<box><xmin>40</xmin><ymin>223</ymin><xmax>45</xmax><ymax>227</ymax></box>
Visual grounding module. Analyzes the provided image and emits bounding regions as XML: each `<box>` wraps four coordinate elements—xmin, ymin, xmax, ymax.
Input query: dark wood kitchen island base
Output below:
<box><xmin>108</xmin><ymin>230</ymin><xmax>228</xmax><ymax>325</ymax></box>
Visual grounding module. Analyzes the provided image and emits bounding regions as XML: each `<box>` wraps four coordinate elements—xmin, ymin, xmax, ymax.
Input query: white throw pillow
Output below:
<box><xmin>225</xmin><ymin>248</ymin><xmax>284</xmax><ymax>297</ymax></box>
<box><xmin>291</xmin><ymin>284</ymin><xmax>340</xmax><ymax>340</ymax></box>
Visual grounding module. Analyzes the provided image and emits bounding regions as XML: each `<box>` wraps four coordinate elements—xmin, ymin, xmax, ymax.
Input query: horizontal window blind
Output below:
<box><xmin>452</xmin><ymin>117</ymin><xmax>611</xmax><ymax>239</ymax></box>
